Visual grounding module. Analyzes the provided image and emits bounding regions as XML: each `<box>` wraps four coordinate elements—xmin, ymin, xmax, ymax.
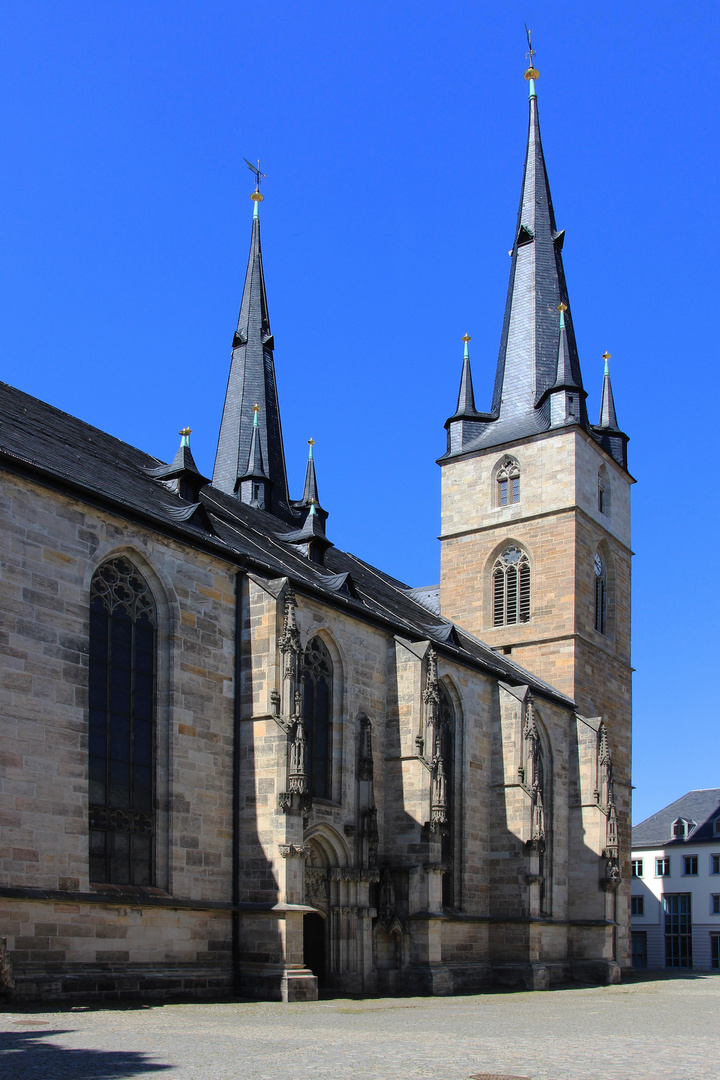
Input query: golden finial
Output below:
<box><xmin>524</xmin><ymin>24</ymin><xmax>539</xmax><ymax>80</ymax></box>
<box><xmin>179</xmin><ymin>427</ymin><xmax>192</xmax><ymax>436</ymax></box>
<box><xmin>461</xmin><ymin>333</ymin><xmax>471</xmax><ymax>343</ymax></box>
<box><xmin>253</xmin><ymin>403</ymin><xmax>260</xmax><ymax>412</ymax></box>
<box><xmin>602</xmin><ymin>352</ymin><xmax>611</xmax><ymax>362</ymax></box>
<box><xmin>557</xmin><ymin>302</ymin><xmax>568</xmax><ymax>313</ymax></box>
<box><xmin>308</xmin><ymin>437</ymin><xmax>315</xmax><ymax>446</ymax></box>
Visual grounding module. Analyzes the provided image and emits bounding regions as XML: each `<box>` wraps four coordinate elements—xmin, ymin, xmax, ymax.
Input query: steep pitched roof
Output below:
<box><xmin>0</xmin><ymin>379</ymin><xmax>575</xmax><ymax>710</ymax></box>
<box><xmin>632</xmin><ymin>789</ymin><xmax>720</xmax><ymax>848</ymax></box>
<box><xmin>212</xmin><ymin>198</ymin><xmax>293</xmax><ymax>519</ymax></box>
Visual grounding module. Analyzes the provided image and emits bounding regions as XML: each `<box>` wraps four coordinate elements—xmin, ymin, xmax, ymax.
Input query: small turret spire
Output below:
<box><xmin>300</xmin><ymin>437</ymin><xmax>321</xmax><ymax>507</ymax></box>
<box><xmin>598</xmin><ymin>352</ymin><xmax>619</xmax><ymax>429</ymax></box>
<box><xmin>455</xmin><ymin>334</ymin><xmax>477</xmax><ymax>416</ymax></box>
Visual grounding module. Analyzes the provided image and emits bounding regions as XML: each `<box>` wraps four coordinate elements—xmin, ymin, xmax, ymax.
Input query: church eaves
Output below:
<box><xmin>212</xmin><ymin>181</ymin><xmax>293</xmax><ymax>521</ymax></box>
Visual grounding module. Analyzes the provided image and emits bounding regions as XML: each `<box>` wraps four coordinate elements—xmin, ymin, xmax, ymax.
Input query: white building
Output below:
<box><xmin>631</xmin><ymin>789</ymin><xmax>720</xmax><ymax>971</ymax></box>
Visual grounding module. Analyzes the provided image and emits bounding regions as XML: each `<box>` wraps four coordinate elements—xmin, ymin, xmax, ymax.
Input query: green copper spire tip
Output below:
<box><xmin>179</xmin><ymin>427</ymin><xmax>192</xmax><ymax>448</ymax></box>
<box><xmin>308</xmin><ymin>499</ymin><xmax>317</xmax><ymax>516</ymax></box>
<box><xmin>557</xmin><ymin>303</ymin><xmax>567</xmax><ymax>331</ymax></box>
<box><xmin>603</xmin><ymin>351</ymin><xmax>611</xmax><ymax>376</ymax></box>
<box><xmin>462</xmin><ymin>333</ymin><xmax>471</xmax><ymax>360</ymax></box>
<box><xmin>307</xmin><ymin>437</ymin><xmax>315</xmax><ymax>461</ymax></box>
<box><xmin>253</xmin><ymin>403</ymin><xmax>260</xmax><ymax>427</ymax></box>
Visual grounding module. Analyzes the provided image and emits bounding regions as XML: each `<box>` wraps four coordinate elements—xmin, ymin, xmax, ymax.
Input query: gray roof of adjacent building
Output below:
<box><xmin>632</xmin><ymin>789</ymin><xmax>720</xmax><ymax>848</ymax></box>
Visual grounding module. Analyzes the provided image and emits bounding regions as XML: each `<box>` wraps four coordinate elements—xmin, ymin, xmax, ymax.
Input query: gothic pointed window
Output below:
<box><xmin>594</xmin><ymin>552</ymin><xmax>607</xmax><ymax>635</ymax></box>
<box><xmin>88</xmin><ymin>557</ymin><xmax>156</xmax><ymax>885</ymax></box>
<box><xmin>302</xmin><ymin>637</ymin><xmax>333</xmax><ymax>799</ymax></box>
<box><xmin>438</xmin><ymin>684</ymin><xmax>456</xmax><ymax>908</ymax></box>
<box><xmin>492</xmin><ymin>546</ymin><xmax>530</xmax><ymax>626</ymax></box>
<box><xmin>497</xmin><ymin>457</ymin><xmax>520</xmax><ymax>507</ymax></box>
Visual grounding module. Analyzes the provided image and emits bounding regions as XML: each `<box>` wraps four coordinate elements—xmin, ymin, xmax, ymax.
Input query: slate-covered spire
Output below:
<box><xmin>548</xmin><ymin>303</ymin><xmax>583</xmax><ymax>426</ymax></box>
<box><xmin>236</xmin><ymin>404</ymin><xmax>270</xmax><ymax>509</ymax></box>
<box><xmin>300</xmin><ymin>438</ymin><xmax>320</xmax><ymax>506</ymax></box>
<box><xmin>592</xmin><ymin>351</ymin><xmax>628</xmax><ymax>469</ymax></box>
<box><xmin>147</xmin><ymin>427</ymin><xmax>210</xmax><ymax>502</ymax></box>
<box><xmin>455</xmin><ymin>334</ymin><xmax>478</xmax><ymax>415</ymax></box>
<box><xmin>445</xmin><ymin>335</ymin><xmax>486</xmax><ymax>454</ymax></box>
<box><xmin>212</xmin><ymin>177</ymin><xmax>293</xmax><ymax>521</ymax></box>
<box><xmin>598</xmin><ymin>352</ymin><xmax>618</xmax><ymax>429</ymax></box>
<box><xmin>443</xmin><ymin>56</ymin><xmax>597</xmax><ymax>459</ymax></box>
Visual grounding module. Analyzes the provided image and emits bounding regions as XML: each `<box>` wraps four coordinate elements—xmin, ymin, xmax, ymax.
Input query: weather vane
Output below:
<box><xmin>524</xmin><ymin>25</ymin><xmax>539</xmax><ymax>80</ymax></box>
<box><xmin>245</xmin><ymin>158</ymin><xmax>266</xmax><ymax>202</ymax></box>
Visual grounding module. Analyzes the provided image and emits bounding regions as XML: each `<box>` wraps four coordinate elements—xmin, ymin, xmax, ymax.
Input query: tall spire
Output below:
<box><xmin>443</xmin><ymin>45</ymin><xmax>597</xmax><ymax>458</ymax></box>
<box><xmin>212</xmin><ymin>169</ymin><xmax>293</xmax><ymax>521</ymax></box>
<box><xmin>455</xmin><ymin>334</ymin><xmax>478</xmax><ymax>415</ymax></box>
<box><xmin>445</xmin><ymin>335</ymin><xmax>485</xmax><ymax>454</ymax></box>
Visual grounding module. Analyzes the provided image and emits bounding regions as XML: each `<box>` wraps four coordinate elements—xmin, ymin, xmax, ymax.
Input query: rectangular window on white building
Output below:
<box><xmin>711</xmin><ymin>854</ymin><xmax>720</xmax><ymax>875</ymax></box>
<box><xmin>631</xmin><ymin>896</ymin><xmax>644</xmax><ymax>916</ymax></box>
<box><xmin>656</xmin><ymin>857</ymin><xmax>670</xmax><ymax>877</ymax></box>
<box><xmin>631</xmin><ymin>859</ymin><xmax>643</xmax><ymax>877</ymax></box>
<box><xmin>711</xmin><ymin>895</ymin><xmax>720</xmax><ymax>915</ymax></box>
<box><xmin>683</xmin><ymin>855</ymin><xmax>698</xmax><ymax>876</ymax></box>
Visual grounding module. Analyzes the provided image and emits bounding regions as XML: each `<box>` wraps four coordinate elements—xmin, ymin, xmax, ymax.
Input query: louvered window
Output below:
<box><xmin>492</xmin><ymin>547</ymin><xmax>531</xmax><ymax>626</ymax></box>
<box><xmin>597</xmin><ymin>466</ymin><xmax>610</xmax><ymax>516</ymax></box>
<box><xmin>594</xmin><ymin>552</ymin><xmax>607</xmax><ymax>635</ymax></box>
<box><xmin>88</xmin><ymin>558</ymin><xmax>156</xmax><ymax>886</ymax></box>
<box><xmin>496</xmin><ymin>458</ymin><xmax>520</xmax><ymax>506</ymax></box>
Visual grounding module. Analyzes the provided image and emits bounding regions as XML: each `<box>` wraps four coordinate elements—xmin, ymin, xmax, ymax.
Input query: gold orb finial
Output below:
<box><xmin>179</xmin><ymin>426</ymin><xmax>192</xmax><ymax>436</ymax></box>
<box><xmin>308</xmin><ymin>437</ymin><xmax>315</xmax><ymax>446</ymax></box>
<box><xmin>557</xmin><ymin>302</ymin><xmax>568</xmax><ymax>313</ymax></box>
<box><xmin>602</xmin><ymin>351</ymin><xmax>611</xmax><ymax>362</ymax></box>
<box><xmin>253</xmin><ymin>403</ymin><xmax>260</xmax><ymax>412</ymax></box>
<box><xmin>461</xmin><ymin>333</ymin><xmax>471</xmax><ymax>343</ymax></box>
<box><xmin>251</xmin><ymin>191</ymin><xmax>264</xmax><ymax>202</ymax></box>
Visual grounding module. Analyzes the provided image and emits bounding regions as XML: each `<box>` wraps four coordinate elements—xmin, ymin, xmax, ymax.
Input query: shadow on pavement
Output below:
<box><xmin>0</xmin><ymin>1027</ymin><xmax>172</xmax><ymax>1078</ymax></box>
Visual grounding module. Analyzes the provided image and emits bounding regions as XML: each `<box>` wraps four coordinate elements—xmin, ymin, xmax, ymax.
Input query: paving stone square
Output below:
<box><xmin>1</xmin><ymin>974</ymin><xmax>718</xmax><ymax>1080</ymax></box>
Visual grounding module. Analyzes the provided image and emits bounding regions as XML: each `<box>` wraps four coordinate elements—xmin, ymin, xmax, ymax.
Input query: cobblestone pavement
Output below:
<box><xmin>1</xmin><ymin>974</ymin><xmax>719</xmax><ymax>1080</ymax></box>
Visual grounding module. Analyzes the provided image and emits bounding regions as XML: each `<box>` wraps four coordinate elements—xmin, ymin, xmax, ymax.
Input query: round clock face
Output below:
<box><xmin>594</xmin><ymin>553</ymin><xmax>604</xmax><ymax>577</ymax></box>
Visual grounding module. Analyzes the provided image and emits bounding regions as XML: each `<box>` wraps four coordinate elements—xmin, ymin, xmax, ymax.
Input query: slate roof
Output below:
<box><xmin>212</xmin><ymin>203</ymin><xmax>293</xmax><ymax>520</ymax></box>
<box><xmin>441</xmin><ymin>80</ymin><xmax>629</xmax><ymax>473</ymax></box>
<box><xmin>0</xmin><ymin>379</ymin><xmax>575</xmax><ymax>710</ymax></box>
<box><xmin>632</xmin><ymin>790</ymin><xmax>720</xmax><ymax>848</ymax></box>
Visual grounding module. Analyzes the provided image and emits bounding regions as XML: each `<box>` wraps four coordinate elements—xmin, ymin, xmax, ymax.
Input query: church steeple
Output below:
<box><xmin>443</xmin><ymin>58</ymin><xmax>592</xmax><ymax>457</ymax></box>
<box><xmin>212</xmin><ymin>170</ymin><xmax>293</xmax><ymax>521</ymax></box>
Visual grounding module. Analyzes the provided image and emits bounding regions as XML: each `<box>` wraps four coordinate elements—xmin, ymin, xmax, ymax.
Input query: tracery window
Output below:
<box><xmin>88</xmin><ymin>557</ymin><xmax>156</xmax><ymax>885</ymax></box>
<box><xmin>438</xmin><ymin>684</ymin><xmax>455</xmax><ymax>908</ymax></box>
<box><xmin>492</xmin><ymin>546</ymin><xmax>530</xmax><ymax>626</ymax></box>
<box><xmin>594</xmin><ymin>552</ymin><xmax>607</xmax><ymax>635</ymax></box>
<box><xmin>302</xmin><ymin>637</ymin><xmax>333</xmax><ymax>799</ymax></box>
<box><xmin>497</xmin><ymin>457</ymin><xmax>520</xmax><ymax>506</ymax></box>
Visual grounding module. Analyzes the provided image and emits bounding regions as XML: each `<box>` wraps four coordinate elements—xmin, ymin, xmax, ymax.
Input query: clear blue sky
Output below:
<box><xmin>0</xmin><ymin>2</ymin><xmax>716</xmax><ymax>825</ymax></box>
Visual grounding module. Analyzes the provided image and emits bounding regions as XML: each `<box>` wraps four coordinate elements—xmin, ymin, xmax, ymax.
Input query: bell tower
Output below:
<box><xmin>438</xmin><ymin>62</ymin><xmax>633</xmax><ymax>784</ymax></box>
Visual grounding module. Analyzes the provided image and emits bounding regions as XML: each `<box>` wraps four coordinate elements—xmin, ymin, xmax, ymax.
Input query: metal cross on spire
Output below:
<box><xmin>244</xmin><ymin>158</ymin><xmax>266</xmax><ymax>202</ymax></box>
<box><xmin>524</xmin><ymin>24</ymin><xmax>539</xmax><ymax>79</ymax></box>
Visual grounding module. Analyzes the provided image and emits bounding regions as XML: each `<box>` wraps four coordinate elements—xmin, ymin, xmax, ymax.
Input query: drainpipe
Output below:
<box><xmin>232</xmin><ymin>570</ymin><xmax>245</xmax><ymax>995</ymax></box>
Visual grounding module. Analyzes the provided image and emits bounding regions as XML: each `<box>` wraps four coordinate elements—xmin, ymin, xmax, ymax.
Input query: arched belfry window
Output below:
<box><xmin>492</xmin><ymin>546</ymin><xmax>530</xmax><ymax>626</ymax></box>
<box><xmin>594</xmin><ymin>552</ymin><xmax>607</xmax><ymax>635</ymax></box>
<box><xmin>497</xmin><ymin>457</ymin><xmax>520</xmax><ymax>506</ymax></box>
<box><xmin>302</xmin><ymin>637</ymin><xmax>333</xmax><ymax>799</ymax></box>
<box><xmin>88</xmin><ymin>557</ymin><xmax>156</xmax><ymax>885</ymax></box>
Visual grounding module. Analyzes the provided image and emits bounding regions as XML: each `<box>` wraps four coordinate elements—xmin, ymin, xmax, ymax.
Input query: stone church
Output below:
<box><xmin>0</xmin><ymin>63</ymin><xmax>633</xmax><ymax>1001</ymax></box>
